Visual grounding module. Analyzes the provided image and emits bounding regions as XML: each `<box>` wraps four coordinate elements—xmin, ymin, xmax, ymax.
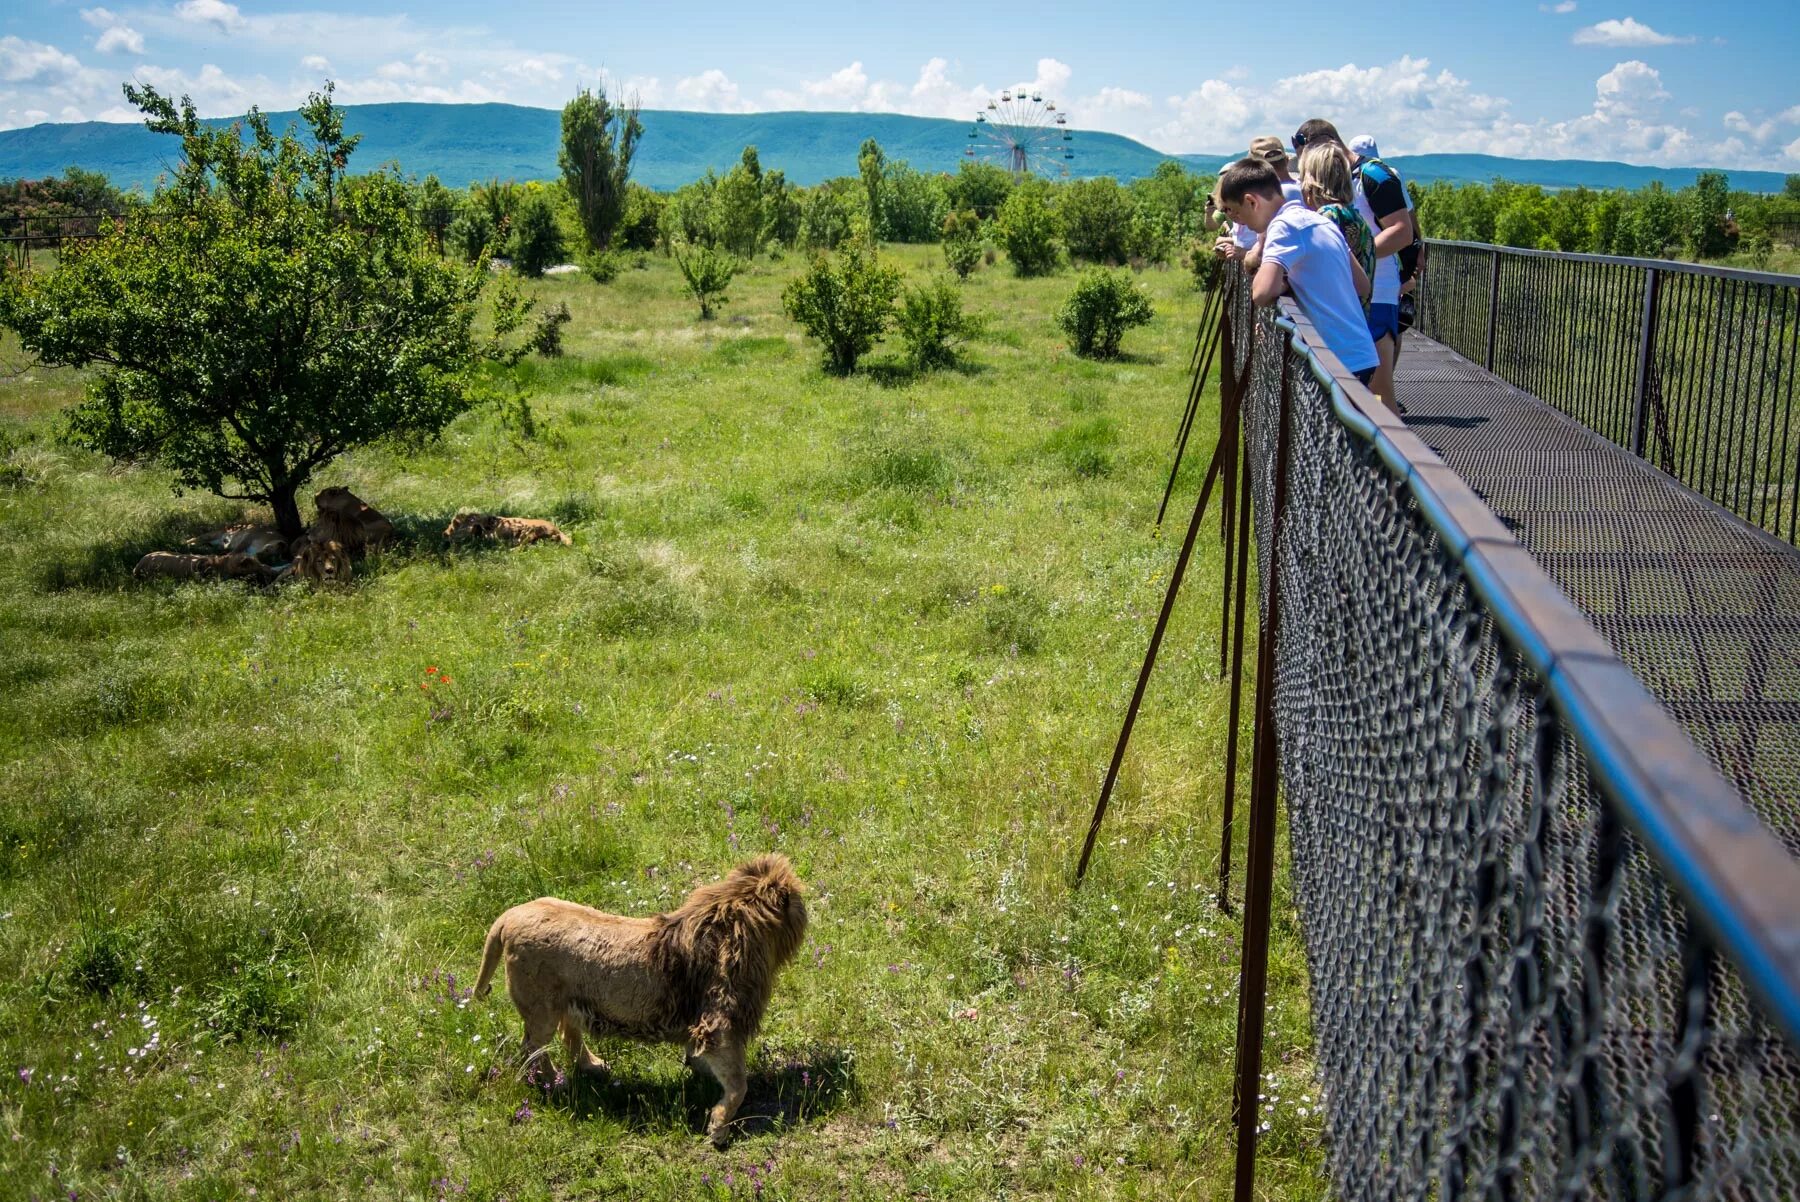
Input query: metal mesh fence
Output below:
<box><xmin>1228</xmin><ymin>276</ymin><xmax>1800</xmax><ymax>1200</ymax></box>
<box><xmin>1417</xmin><ymin>241</ymin><xmax>1800</xmax><ymax>546</ymax></box>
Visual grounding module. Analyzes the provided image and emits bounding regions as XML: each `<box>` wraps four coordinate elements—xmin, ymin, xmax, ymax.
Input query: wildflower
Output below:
<box><xmin>511</xmin><ymin>1101</ymin><xmax>533</xmax><ymax>1124</ymax></box>
<box><xmin>18</xmin><ymin>1067</ymin><xmax>32</xmax><ymax>1085</ymax></box>
<box><xmin>428</xmin><ymin>666</ymin><xmax>439</xmax><ymax>675</ymax></box>
<box><xmin>420</xmin><ymin>682</ymin><xmax>431</xmax><ymax>691</ymax></box>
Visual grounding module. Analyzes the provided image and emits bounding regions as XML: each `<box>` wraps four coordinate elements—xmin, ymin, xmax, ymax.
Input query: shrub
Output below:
<box><xmin>781</xmin><ymin>242</ymin><xmax>903</xmax><ymax>374</ymax></box>
<box><xmin>1058</xmin><ymin>268</ymin><xmax>1154</xmax><ymax>359</ymax></box>
<box><xmin>896</xmin><ymin>276</ymin><xmax>983</xmax><ymax>371</ymax></box>
<box><xmin>583</xmin><ymin>249</ymin><xmax>622</xmax><ymax>283</ymax></box>
<box><xmin>668</xmin><ymin>238</ymin><xmax>741</xmax><ymax>319</ymax></box>
<box><xmin>1060</xmin><ymin>177</ymin><xmax>1134</xmax><ymax>264</ymax></box>
<box><xmin>511</xmin><ymin>191</ymin><xmax>567</xmax><ymax>277</ymax></box>
<box><xmin>996</xmin><ymin>183</ymin><xmax>1062</xmax><ymax>277</ymax></box>
<box><xmin>799</xmin><ymin>182</ymin><xmax>859</xmax><ymax>252</ymax></box>
<box><xmin>942</xmin><ymin>209</ymin><xmax>983</xmax><ymax>280</ymax></box>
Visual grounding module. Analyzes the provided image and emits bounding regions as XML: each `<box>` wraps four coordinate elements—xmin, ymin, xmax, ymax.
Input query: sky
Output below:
<box><xmin>2</xmin><ymin>0</ymin><xmax>1798</xmax><ymax>170</ymax></box>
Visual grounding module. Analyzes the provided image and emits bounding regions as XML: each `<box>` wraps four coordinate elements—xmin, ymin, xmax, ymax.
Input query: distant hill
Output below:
<box><xmin>1</xmin><ymin>103</ymin><xmax>1790</xmax><ymax>195</ymax></box>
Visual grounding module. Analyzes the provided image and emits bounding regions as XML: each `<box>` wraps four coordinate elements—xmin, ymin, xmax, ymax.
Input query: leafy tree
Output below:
<box><xmin>1620</xmin><ymin>182</ymin><xmax>1679</xmax><ymax>257</ymax></box>
<box><xmin>559</xmin><ymin>84</ymin><xmax>643</xmax><ymax>252</ymax></box>
<box><xmin>616</xmin><ymin>184</ymin><xmax>666</xmax><ymax>251</ymax></box>
<box><xmin>996</xmin><ymin>181</ymin><xmax>1062</xmax><ymax>276</ymax></box>
<box><xmin>510</xmin><ymin>190</ymin><xmax>567</xmax><ymax>276</ymax></box>
<box><xmin>1683</xmin><ymin>171</ymin><xmax>1733</xmax><ymax>258</ymax></box>
<box><xmin>662</xmin><ymin>174</ymin><xmax>719</xmax><ymax>247</ymax></box>
<box><xmin>798</xmin><ymin>181</ymin><xmax>859</xmax><ymax>251</ymax></box>
<box><xmin>1061</xmin><ymin>177</ymin><xmax>1134</xmax><ymax>264</ymax></box>
<box><xmin>667</xmin><ymin>237</ymin><xmax>740</xmax><ymax>319</ymax></box>
<box><xmin>712</xmin><ymin>146</ymin><xmax>771</xmax><ymax>257</ymax></box>
<box><xmin>1130</xmin><ymin>161</ymin><xmax>1207</xmax><ymax>240</ymax></box>
<box><xmin>945</xmin><ymin>161</ymin><xmax>1013</xmax><ymax>220</ymax></box>
<box><xmin>1787</xmin><ymin>175</ymin><xmax>1800</xmax><ymax>202</ymax></box>
<box><xmin>781</xmin><ymin>241</ymin><xmax>903</xmax><ymax>374</ymax></box>
<box><xmin>942</xmin><ymin>208</ymin><xmax>983</xmax><ymax>279</ymax></box>
<box><xmin>414</xmin><ymin>174</ymin><xmax>460</xmax><ymax>253</ymax></box>
<box><xmin>0</xmin><ymin>83</ymin><xmax>509</xmax><ymax>539</ymax></box>
<box><xmin>880</xmin><ymin>162</ymin><xmax>948</xmax><ymax>243</ymax></box>
<box><xmin>763</xmin><ymin>169</ymin><xmax>802</xmax><ymax>248</ymax></box>
<box><xmin>1058</xmin><ymin>268</ymin><xmax>1153</xmax><ymax>359</ymax></box>
<box><xmin>896</xmin><ymin>275</ymin><xmax>983</xmax><ymax>371</ymax></box>
<box><xmin>858</xmin><ymin>138</ymin><xmax>886</xmax><ymax>238</ymax></box>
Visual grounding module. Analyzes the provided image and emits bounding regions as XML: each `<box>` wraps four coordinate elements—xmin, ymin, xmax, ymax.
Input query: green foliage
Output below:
<box><xmin>1058</xmin><ymin>267</ymin><xmax>1154</xmax><ymax>359</ymax></box>
<box><xmin>0</xmin><ymin>82</ymin><xmax>493</xmax><ymax>538</ymax></box>
<box><xmin>942</xmin><ymin>208</ymin><xmax>984</xmax><ymax>279</ymax></box>
<box><xmin>510</xmin><ymin>191</ymin><xmax>567</xmax><ymax>277</ymax></box>
<box><xmin>857</xmin><ymin>138</ymin><xmax>886</xmax><ymax>238</ymax></box>
<box><xmin>616</xmin><ymin>183</ymin><xmax>665</xmax><ymax>251</ymax></box>
<box><xmin>583</xmin><ymin>248</ymin><xmax>623</xmax><ymax>283</ymax></box>
<box><xmin>799</xmin><ymin>180</ymin><xmax>860</xmax><ymax>251</ymax></box>
<box><xmin>945</xmin><ymin>160</ymin><xmax>1015</xmax><ymax>219</ymax></box>
<box><xmin>447</xmin><ymin>204</ymin><xmax>498</xmax><ymax>262</ymax></box>
<box><xmin>559</xmin><ymin>85</ymin><xmax>643</xmax><ymax>253</ymax></box>
<box><xmin>996</xmin><ymin>182</ymin><xmax>1062</xmax><ymax>277</ymax></box>
<box><xmin>667</xmin><ymin>238</ymin><xmax>740</xmax><ymax>319</ymax></box>
<box><xmin>896</xmin><ymin>275</ymin><xmax>984</xmax><ymax>371</ymax></box>
<box><xmin>1683</xmin><ymin>171</ymin><xmax>1734</xmax><ymax>258</ymax></box>
<box><xmin>1060</xmin><ymin>177</ymin><xmax>1135</xmax><ymax>264</ymax></box>
<box><xmin>781</xmin><ymin>241</ymin><xmax>903</xmax><ymax>374</ymax></box>
<box><xmin>881</xmin><ymin>162</ymin><xmax>950</xmax><ymax>243</ymax></box>
<box><xmin>712</xmin><ymin>146</ymin><xmax>774</xmax><ymax>257</ymax></box>
<box><xmin>414</xmin><ymin>174</ymin><xmax>460</xmax><ymax>252</ymax></box>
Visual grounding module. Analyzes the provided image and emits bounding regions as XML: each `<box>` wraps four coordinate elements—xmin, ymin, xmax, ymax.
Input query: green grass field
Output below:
<box><xmin>0</xmin><ymin>245</ymin><xmax>1323</xmax><ymax>1200</ymax></box>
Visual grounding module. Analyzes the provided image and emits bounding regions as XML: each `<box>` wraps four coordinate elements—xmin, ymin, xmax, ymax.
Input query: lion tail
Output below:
<box><xmin>474</xmin><ymin>916</ymin><xmax>506</xmax><ymax>999</ymax></box>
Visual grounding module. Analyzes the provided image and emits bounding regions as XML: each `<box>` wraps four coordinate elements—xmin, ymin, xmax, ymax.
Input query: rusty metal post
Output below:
<box><xmin>1075</xmin><ymin>382</ymin><xmax>1235</xmax><ymax>884</ymax></box>
<box><xmin>1218</xmin><ymin>404</ymin><xmax>1254</xmax><ymax>913</ymax></box>
<box><xmin>1217</xmin><ymin>308</ymin><xmax>1241</xmax><ymax>680</ymax></box>
<box><xmin>1484</xmin><ymin>247</ymin><xmax>1501</xmax><ymax>371</ymax></box>
<box><xmin>1231</xmin><ymin>339</ymin><xmax>1293</xmax><ymax>1202</ymax></box>
<box><xmin>1158</xmin><ymin>309</ymin><xmax>1225</xmax><ymax>528</ymax></box>
<box><xmin>1629</xmin><ymin>267</ymin><xmax>1661</xmax><ymax>459</ymax></box>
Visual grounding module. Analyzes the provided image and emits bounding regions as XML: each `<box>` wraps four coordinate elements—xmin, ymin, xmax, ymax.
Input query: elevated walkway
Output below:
<box><xmin>1398</xmin><ymin>334</ymin><xmax>1800</xmax><ymax>853</ymax></box>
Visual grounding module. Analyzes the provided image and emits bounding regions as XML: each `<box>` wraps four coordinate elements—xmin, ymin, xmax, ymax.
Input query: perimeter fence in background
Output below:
<box><xmin>1216</xmin><ymin>271</ymin><xmax>1800</xmax><ymax>1201</ymax></box>
<box><xmin>1417</xmin><ymin>240</ymin><xmax>1800</xmax><ymax>546</ymax></box>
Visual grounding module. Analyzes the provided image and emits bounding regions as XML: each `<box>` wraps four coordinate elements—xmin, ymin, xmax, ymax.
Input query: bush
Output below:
<box><xmin>668</xmin><ymin>239</ymin><xmax>740</xmax><ymax>319</ymax></box>
<box><xmin>896</xmin><ymin>276</ymin><xmax>983</xmax><ymax>371</ymax></box>
<box><xmin>996</xmin><ymin>183</ymin><xmax>1062</xmax><ymax>277</ymax></box>
<box><xmin>799</xmin><ymin>183</ymin><xmax>859</xmax><ymax>252</ymax></box>
<box><xmin>1058</xmin><ymin>268</ymin><xmax>1154</xmax><ymax>359</ymax></box>
<box><xmin>583</xmin><ymin>249</ymin><xmax>622</xmax><ymax>283</ymax></box>
<box><xmin>511</xmin><ymin>192</ymin><xmax>567</xmax><ymax>277</ymax></box>
<box><xmin>1060</xmin><ymin>177</ymin><xmax>1134</xmax><ymax>264</ymax></box>
<box><xmin>942</xmin><ymin>209</ymin><xmax>983</xmax><ymax>280</ymax></box>
<box><xmin>781</xmin><ymin>241</ymin><xmax>903</xmax><ymax>374</ymax></box>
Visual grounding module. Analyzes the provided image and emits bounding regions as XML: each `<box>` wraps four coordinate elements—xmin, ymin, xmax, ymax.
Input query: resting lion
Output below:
<box><xmin>281</xmin><ymin>537</ymin><xmax>351</xmax><ymax>587</ymax></box>
<box><xmin>312</xmin><ymin>487</ymin><xmax>394</xmax><ymax>554</ymax></box>
<box><xmin>475</xmin><ymin>854</ymin><xmax>808</xmax><ymax>1146</ymax></box>
<box><xmin>184</xmin><ymin>523</ymin><xmax>290</xmax><ymax>562</ymax></box>
<box><xmin>134</xmin><ymin>551</ymin><xmax>277</xmax><ymax>583</ymax></box>
<box><xmin>444</xmin><ymin>513</ymin><xmax>571</xmax><ymax>547</ymax></box>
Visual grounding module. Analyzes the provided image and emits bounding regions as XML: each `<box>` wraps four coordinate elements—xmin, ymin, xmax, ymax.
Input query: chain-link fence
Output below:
<box><xmin>1222</xmin><ymin>273</ymin><xmax>1800</xmax><ymax>1200</ymax></box>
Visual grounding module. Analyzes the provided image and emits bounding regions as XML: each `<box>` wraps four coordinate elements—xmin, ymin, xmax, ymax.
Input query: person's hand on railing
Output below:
<box><xmin>1213</xmin><ymin>235</ymin><xmax>1244</xmax><ymax>262</ymax></box>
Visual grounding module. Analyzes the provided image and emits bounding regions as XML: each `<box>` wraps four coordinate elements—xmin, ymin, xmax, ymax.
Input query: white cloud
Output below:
<box><xmin>0</xmin><ymin>36</ymin><xmax>88</xmax><ymax>85</ymax></box>
<box><xmin>376</xmin><ymin>51</ymin><xmax>448</xmax><ymax>82</ymax></box>
<box><xmin>131</xmin><ymin>62</ymin><xmax>248</xmax><ymax>108</ymax></box>
<box><xmin>173</xmin><ymin>0</ymin><xmax>246</xmax><ymax>34</ymax></box>
<box><xmin>502</xmin><ymin>57</ymin><xmax>565</xmax><ymax>86</ymax></box>
<box><xmin>300</xmin><ymin>54</ymin><xmax>330</xmax><ymax>73</ymax></box>
<box><xmin>1539</xmin><ymin>1</ymin><xmax>1577</xmax><ymax>12</ymax></box>
<box><xmin>96</xmin><ymin>27</ymin><xmax>146</xmax><ymax>55</ymax></box>
<box><xmin>1572</xmin><ymin>17</ymin><xmax>1694</xmax><ymax>47</ymax></box>
<box><xmin>675</xmin><ymin>68</ymin><xmax>752</xmax><ymax>113</ymax></box>
<box><xmin>1786</xmin><ymin>137</ymin><xmax>1800</xmax><ymax>163</ymax></box>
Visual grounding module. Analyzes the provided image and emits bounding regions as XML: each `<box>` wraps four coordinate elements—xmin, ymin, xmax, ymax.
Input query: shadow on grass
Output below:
<box><xmin>863</xmin><ymin>357</ymin><xmax>992</xmax><ymax>390</ymax></box>
<box><xmin>541</xmin><ymin>1042</ymin><xmax>858</xmax><ymax>1142</ymax></box>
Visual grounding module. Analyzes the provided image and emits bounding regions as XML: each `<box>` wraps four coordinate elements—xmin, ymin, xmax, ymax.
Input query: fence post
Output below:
<box><xmin>1629</xmin><ymin>267</ymin><xmax>1661</xmax><ymax>459</ymax></box>
<box><xmin>1485</xmin><ymin>247</ymin><xmax>1501</xmax><ymax>371</ymax></box>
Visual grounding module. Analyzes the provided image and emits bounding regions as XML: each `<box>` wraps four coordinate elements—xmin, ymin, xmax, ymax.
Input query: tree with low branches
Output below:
<box><xmin>0</xmin><ymin>83</ymin><xmax>538</xmax><ymax>539</ymax></box>
<box><xmin>559</xmin><ymin>84</ymin><xmax>643</xmax><ymax>252</ymax></box>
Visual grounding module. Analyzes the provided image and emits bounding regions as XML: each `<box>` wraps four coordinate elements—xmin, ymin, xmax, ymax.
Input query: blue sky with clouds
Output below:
<box><xmin>3</xmin><ymin>1</ymin><xmax>1797</xmax><ymax>168</ymax></box>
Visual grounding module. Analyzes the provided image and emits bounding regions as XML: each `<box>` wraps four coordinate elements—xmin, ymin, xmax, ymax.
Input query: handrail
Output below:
<box><xmin>1426</xmin><ymin>236</ymin><xmax>1800</xmax><ymax>287</ymax></box>
<box><xmin>1273</xmin><ymin>293</ymin><xmax>1800</xmax><ymax>1043</ymax></box>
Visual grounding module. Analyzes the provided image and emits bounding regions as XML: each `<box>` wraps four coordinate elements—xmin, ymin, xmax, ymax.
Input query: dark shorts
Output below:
<box><xmin>1367</xmin><ymin>303</ymin><xmax>1400</xmax><ymax>345</ymax></box>
<box><xmin>1354</xmin><ymin>366</ymin><xmax>1376</xmax><ymax>386</ymax></box>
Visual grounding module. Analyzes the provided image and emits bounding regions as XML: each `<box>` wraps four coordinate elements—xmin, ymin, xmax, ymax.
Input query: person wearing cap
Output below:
<box><xmin>1213</xmin><ymin>138</ymin><xmax>1306</xmax><ymax>261</ymax></box>
<box><xmin>1291</xmin><ymin>118</ymin><xmax>1410</xmax><ymax>406</ymax></box>
<box><xmin>1349</xmin><ymin>133</ymin><xmax>1421</xmax><ymax>299</ymax></box>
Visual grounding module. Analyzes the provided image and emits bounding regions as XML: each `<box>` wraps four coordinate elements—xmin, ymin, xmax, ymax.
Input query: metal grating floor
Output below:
<box><xmin>1398</xmin><ymin>335</ymin><xmax>1800</xmax><ymax>855</ymax></box>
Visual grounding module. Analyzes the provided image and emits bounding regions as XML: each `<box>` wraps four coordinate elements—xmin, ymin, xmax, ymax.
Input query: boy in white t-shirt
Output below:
<box><xmin>1217</xmin><ymin>157</ymin><xmax>1383</xmax><ymax>398</ymax></box>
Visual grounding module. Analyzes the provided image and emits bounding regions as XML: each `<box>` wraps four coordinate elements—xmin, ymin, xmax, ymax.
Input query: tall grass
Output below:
<box><xmin>0</xmin><ymin>245</ymin><xmax>1324</xmax><ymax>1199</ymax></box>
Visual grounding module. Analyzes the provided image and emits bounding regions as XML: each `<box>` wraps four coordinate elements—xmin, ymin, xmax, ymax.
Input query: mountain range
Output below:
<box><xmin>1</xmin><ymin>103</ymin><xmax>1790</xmax><ymax>195</ymax></box>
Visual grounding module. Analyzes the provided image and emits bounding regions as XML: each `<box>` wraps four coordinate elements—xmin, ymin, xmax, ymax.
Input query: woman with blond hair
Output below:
<box><xmin>1298</xmin><ymin>141</ymin><xmax>1374</xmax><ymax>309</ymax></box>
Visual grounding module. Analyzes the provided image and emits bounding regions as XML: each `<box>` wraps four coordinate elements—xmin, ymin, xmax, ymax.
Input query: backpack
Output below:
<box><xmin>1357</xmin><ymin>157</ymin><xmax>1422</xmax><ymax>282</ymax></box>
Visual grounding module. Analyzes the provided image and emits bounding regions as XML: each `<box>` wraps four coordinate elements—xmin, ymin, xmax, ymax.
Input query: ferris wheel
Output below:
<box><xmin>965</xmin><ymin>89</ymin><xmax>1072</xmax><ymax>178</ymax></box>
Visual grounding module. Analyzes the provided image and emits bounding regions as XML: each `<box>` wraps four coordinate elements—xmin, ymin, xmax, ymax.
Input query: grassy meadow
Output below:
<box><xmin>0</xmin><ymin>244</ymin><xmax>1324</xmax><ymax>1200</ymax></box>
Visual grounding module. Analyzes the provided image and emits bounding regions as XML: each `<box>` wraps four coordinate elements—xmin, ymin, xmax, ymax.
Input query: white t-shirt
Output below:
<box><xmin>1232</xmin><ymin>179</ymin><xmax>1305</xmax><ymax>250</ymax></box>
<box><xmin>1260</xmin><ymin>200</ymin><xmax>1380</xmax><ymax>375</ymax></box>
<box><xmin>1352</xmin><ymin>177</ymin><xmax>1402</xmax><ymax>307</ymax></box>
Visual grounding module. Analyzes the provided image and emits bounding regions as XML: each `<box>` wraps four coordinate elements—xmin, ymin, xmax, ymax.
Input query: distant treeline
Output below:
<box><xmin>10</xmin><ymin>152</ymin><xmax>1798</xmax><ymax>272</ymax></box>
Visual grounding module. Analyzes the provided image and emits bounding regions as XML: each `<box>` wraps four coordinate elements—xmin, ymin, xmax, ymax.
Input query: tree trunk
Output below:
<box><xmin>271</xmin><ymin>484</ymin><xmax>304</xmax><ymax>540</ymax></box>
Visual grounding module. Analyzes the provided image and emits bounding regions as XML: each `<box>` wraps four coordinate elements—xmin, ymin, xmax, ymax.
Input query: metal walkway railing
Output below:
<box><xmin>1215</xmin><ymin>272</ymin><xmax>1800</xmax><ymax>1201</ymax></box>
<box><xmin>1417</xmin><ymin>240</ymin><xmax>1800</xmax><ymax>547</ymax></box>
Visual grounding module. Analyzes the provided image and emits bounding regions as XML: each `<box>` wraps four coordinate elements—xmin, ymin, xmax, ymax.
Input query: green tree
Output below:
<box><xmin>858</xmin><ymin>138</ymin><xmax>887</xmax><ymax>238</ymax></box>
<box><xmin>510</xmin><ymin>190</ymin><xmax>566</xmax><ymax>276</ymax></box>
<box><xmin>942</xmin><ymin>208</ymin><xmax>983</xmax><ymax>279</ymax></box>
<box><xmin>1620</xmin><ymin>182</ymin><xmax>1679</xmax><ymax>257</ymax></box>
<box><xmin>1683</xmin><ymin>171</ymin><xmax>1733</xmax><ymax>258</ymax></box>
<box><xmin>616</xmin><ymin>183</ymin><xmax>666</xmax><ymax>251</ymax></box>
<box><xmin>0</xmin><ymin>83</ymin><xmax>500</xmax><ymax>539</ymax></box>
<box><xmin>881</xmin><ymin>162</ymin><xmax>948</xmax><ymax>243</ymax></box>
<box><xmin>559</xmin><ymin>84</ymin><xmax>643</xmax><ymax>252</ymax></box>
<box><xmin>945</xmin><ymin>160</ymin><xmax>1014</xmax><ymax>220</ymax></box>
<box><xmin>414</xmin><ymin>174</ymin><xmax>460</xmax><ymax>253</ymax></box>
<box><xmin>667</xmin><ymin>237</ymin><xmax>740</xmax><ymax>319</ymax></box>
<box><xmin>712</xmin><ymin>146</ymin><xmax>771</xmax><ymax>257</ymax></box>
<box><xmin>896</xmin><ymin>275</ymin><xmax>983</xmax><ymax>371</ymax></box>
<box><xmin>996</xmin><ymin>181</ymin><xmax>1062</xmax><ymax>276</ymax></box>
<box><xmin>1058</xmin><ymin>268</ymin><xmax>1153</xmax><ymax>359</ymax></box>
<box><xmin>1061</xmin><ymin>177</ymin><xmax>1134</xmax><ymax>264</ymax></box>
<box><xmin>798</xmin><ymin>181</ymin><xmax>859</xmax><ymax>251</ymax></box>
<box><xmin>781</xmin><ymin>241</ymin><xmax>903</xmax><ymax>374</ymax></box>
